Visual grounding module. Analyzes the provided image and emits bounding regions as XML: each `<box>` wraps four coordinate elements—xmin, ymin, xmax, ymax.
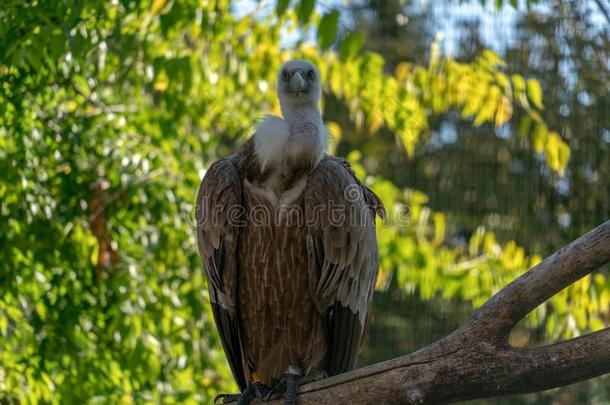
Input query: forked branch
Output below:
<box><xmin>252</xmin><ymin>220</ymin><xmax>610</xmax><ymax>404</ymax></box>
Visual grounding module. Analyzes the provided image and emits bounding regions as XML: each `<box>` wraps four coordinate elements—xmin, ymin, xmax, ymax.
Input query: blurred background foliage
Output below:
<box><xmin>0</xmin><ymin>0</ymin><xmax>608</xmax><ymax>403</ymax></box>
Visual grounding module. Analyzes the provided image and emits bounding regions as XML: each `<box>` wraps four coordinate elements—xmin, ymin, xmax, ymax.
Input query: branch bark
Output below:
<box><xmin>252</xmin><ymin>220</ymin><xmax>610</xmax><ymax>404</ymax></box>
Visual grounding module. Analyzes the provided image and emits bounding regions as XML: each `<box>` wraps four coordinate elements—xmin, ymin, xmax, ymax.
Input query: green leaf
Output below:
<box><xmin>518</xmin><ymin>115</ymin><xmax>532</xmax><ymax>138</ymax></box>
<box><xmin>527</xmin><ymin>78</ymin><xmax>543</xmax><ymax>109</ymax></box>
<box><xmin>339</xmin><ymin>31</ymin><xmax>364</xmax><ymax>61</ymax></box>
<box><xmin>557</xmin><ymin>138</ymin><xmax>571</xmax><ymax>171</ymax></box>
<box><xmin>474</xmin><ymin>85</ymin><xmax>501</xmax><ymax>126</ymax></box>
<box><xmin>511</xmin><ymin>74</ymin><xmax>525</xmax><ymax>94</ymax></box>
<box><xmin>48</xmin><ymin>31</ymin><xmax>67</xmax><ymax>60</ymax></box>
<box><xmin>70</xmin><ymin>32</ymin><xmax>87</xmax><ymax>57</ymax></box>
<box><xmin>276</xmin><ymin>0</ymin><xmax>290</xmax><ymax>17</ymax></box>
<box><xmin>545</xmin><ymin>135</ymin><xmax>559</xmax><ymax>169</ymax></box>
<box><xmin>482</xmin><ymin>50</ymin><xmax>506</xmax><ymax>67</ymax></box>
<box><xmin>296</xmin><ymin>0</ymin><xmax>315</xmax><ymax>25</ymax></box>
<box><xmin>317</xmin><ymin>10</ymin><xmax>339</xmax><ymax>51</ymax></box>
<box><xmin>151</xmin><ymin>0</ymin><xmax>168</xmax><ymax>15</ymax></box>
<box><xmin>532</xmin><ymin>124</ymin><xmax>547</xmax><ymax>153</ymax></box>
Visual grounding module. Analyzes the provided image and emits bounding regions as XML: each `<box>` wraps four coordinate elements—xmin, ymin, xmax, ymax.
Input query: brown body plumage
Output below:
<box><xmin>196</xmin><ymin>60</ymin><xmax>384</xmax><ymax>399</ymax></box>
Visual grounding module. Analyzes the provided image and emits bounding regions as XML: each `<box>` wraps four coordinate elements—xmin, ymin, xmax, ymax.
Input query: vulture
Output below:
<box><xmin>196</xmin><ymin>60</ymin><xmax>384</xmax><ymax>405</ymax></box>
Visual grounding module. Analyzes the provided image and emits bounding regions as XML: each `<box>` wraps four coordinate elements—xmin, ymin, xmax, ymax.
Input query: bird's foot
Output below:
<box><xmin>214</xmin><ymin>383</ymin><xmax>270</xmax><ymax>405</ymax></box>
<box><xmin>263</xmin><ymin>373</ymin><xmax>301</xmax><ymax>405</ymax></box>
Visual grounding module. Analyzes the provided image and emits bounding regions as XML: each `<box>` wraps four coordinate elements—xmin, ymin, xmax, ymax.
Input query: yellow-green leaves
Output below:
<box><xmin>473</xmin><ymin>85</ymin><xmax>501</xmax><ymax>126</ymax></box>
<box><xmin>326</xmin><ymin>121</ymin><xmax>342</xmax><ymax>153</ymax></box>
<box><xmin>433</xmin><ymin>213</ymin><xmax>446</xmax><ymax>245</ymax></box>
<box><xmin>317</xmin><ymin>10</ymin><xmax>339</xmax><ymax>50</ymax></box>
<box><xmin>529</xmin><ymin>124</ymin><xmax>571</xmax><ymax>175</ymax></box>
<box><xmin>415</xmin><ymin>53</ymin><xmax>568</xmax><ymax>172</ymax></box>
<box><xmin>481</xmin><ymin>50</ymin><xmax>507</xmax><ymax>68</ymax></box>
<box><xmin>151</xmin><ymin>0</ymin><xmax>168</xmax><ymax>16</ymax></box>
<box><xmin>495</xmin><ymin>96</ymin><xmax>513</xmax><ymax>126</ymax></box>
<box><xmin>545</xmin><ymin>131</ymin><xmax>571</xmax><ymax>174</ymax></box>
<box><xmin>339</xmin><ymin>31</ymin><xmax>364</xmax><ymax>61</ymax></box>
<box><xmin>527</xmin><ymin>78</ymin><xmax>543</xmax><ymax>109</ymax></box>
<box><xmin>395</xmin><ymin>62</ymin><xmax>411</xmax><ymax>82</ymax></box>
<box><xmin>532</xmin><ymin>123</ymin><xmax>547</xmax><ymax>153</ymax></box>
<box><xmin>512</xmin><ymin>73</ymin><xmax>526</xmax><ymax>103</ymax></box>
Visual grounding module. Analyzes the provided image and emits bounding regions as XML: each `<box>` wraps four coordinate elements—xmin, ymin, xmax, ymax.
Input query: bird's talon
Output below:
<box><xmin>263</xmin><ymin>383</ymin><xmax>282</xmax><ymax>401</ymax></box>
<box><xmin>263</xmin><ymin>373</ymin><xmax>301</xmax><ymax>405</ymax></box>
<box><xmin>213</xmin><ymin>383</ymin><xmax>270</xmax><ymax>405</ymax></box>
<box><xmin>253</xmin><ymin>383</ymin><xmax>271</xmax><ymax>401</ymax></box>
<box><xmin>214</xmin><ymin>393</ymin><xmax>240</xmax><ymax>404</ymax></box>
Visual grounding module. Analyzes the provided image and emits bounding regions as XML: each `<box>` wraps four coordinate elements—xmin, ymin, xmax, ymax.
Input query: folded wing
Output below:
<box><xmin>196</xmin><ymin>158</ymin><xmax>247</xmax><ymax>390</ymax></box>
<box><xmin>304</xmin><ymin>156</ymin><xmax>384</xmax><ymax>375</ymax></box>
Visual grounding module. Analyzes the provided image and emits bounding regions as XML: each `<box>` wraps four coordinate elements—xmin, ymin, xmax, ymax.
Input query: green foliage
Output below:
<box><xmin>297</xmin><ymin>0</ymin><xmax>316</xmax><ymax>25</ymax></box>
<box><xmin>338</xmin><ymin>31</ymin><xmax>365</xmax><ymax>61</ymax></box>
<box><xmin>346</xmin><ymin>153</ymin><xmax>608</xmax><ymax>341</ymax></box>
<box><xmin>276</xmin><ymin>0</ymin><xmax>291</xmax><ymax>17</ymax></box>
<box><xmin>0</xmin><ymin>0</ymin><xmax>605</xmax><ymax>403</ymax></box>
<box><xmin>317</xmin><ymin>10</ymin><xmax>340</xmax><ymax>51</ymax></box>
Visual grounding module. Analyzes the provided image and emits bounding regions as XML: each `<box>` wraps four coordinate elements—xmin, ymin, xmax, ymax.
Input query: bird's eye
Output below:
<box><xmin>281</xmin><ymin>70</ymin><xmax>290</xmax><ymax>81</ymax></box>
<box><xmin>307</xmin><ymin>70</ymin><xmax>315</xmax><ymax>79</ymax></box>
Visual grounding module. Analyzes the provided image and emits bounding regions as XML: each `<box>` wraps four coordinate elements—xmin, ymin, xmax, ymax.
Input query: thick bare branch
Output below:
<box><xmin>256</xmin><ymin>328</ymin><xmax>610</xmax><ymax>404</ymax></box>
<box><xmin>461</xmin><ymin>220</ymin><xmax>610</xmax><ymax>340</ymax></box>
<box><xmin>238</xmin><ymin>220</ymin><xmax>610</xmax><ymax>404</ymax></box>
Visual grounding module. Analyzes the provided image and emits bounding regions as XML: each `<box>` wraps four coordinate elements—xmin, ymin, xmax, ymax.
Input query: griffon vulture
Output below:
<box><xmin>196</xmin><ymin>60</ymin><xmax>384</xmax><ymax>405</ymax></box>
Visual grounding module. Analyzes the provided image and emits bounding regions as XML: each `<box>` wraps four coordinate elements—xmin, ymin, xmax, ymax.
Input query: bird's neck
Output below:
<box><xmin>282</xmin><ymin>104</ymin><xmax>322</xmax><ymax>126</ymax></box>
<box><xmin>248</xmin><ymin>101</ymin><xmax>327</xmax><ymax>197</ymax></box>
<box><xmin>282</xmin><ymin>105</ymin><xmax>326</xmax><ymax>178</ymax></box>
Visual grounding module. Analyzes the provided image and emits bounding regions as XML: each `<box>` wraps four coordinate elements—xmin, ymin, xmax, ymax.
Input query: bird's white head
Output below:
<box><xmin>277</xmin><ymin>60</ymin><xmax>321</xmax><ymax>118</ymax></box>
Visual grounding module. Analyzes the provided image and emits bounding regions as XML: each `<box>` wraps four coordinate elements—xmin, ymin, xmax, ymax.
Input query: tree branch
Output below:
<box><xmin>461</xmin><ymin>220</ymin><xmax>610</xmax><ymax>340</ymax></box>
<box><xmin>245</xmin><ymin>220</ymin><xmax>610</xmax><ymax>404</ymax></box>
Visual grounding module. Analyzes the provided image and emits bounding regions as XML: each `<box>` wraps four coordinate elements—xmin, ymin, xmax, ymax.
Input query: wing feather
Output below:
<box><xmin>304</xmin><ymin>156</ymin><xmax>383</xmax><ymax>376</ymax></box>
<box><xmin>196</xmin><ymin>158</ymin><xmax>247</xmax><ymax>391</ymax></box>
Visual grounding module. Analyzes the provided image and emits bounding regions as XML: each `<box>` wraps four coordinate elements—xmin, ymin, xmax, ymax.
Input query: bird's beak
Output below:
<box><xmin>290</xmin><ymin>71</ymin><xmax>306</xmax><ymax>97</ymax></box>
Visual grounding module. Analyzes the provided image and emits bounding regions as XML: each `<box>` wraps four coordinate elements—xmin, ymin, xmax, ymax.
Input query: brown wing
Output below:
<box><xmin>196</xmin><ymin>158</ymin><xmax>248</xmax><ymax>391</ymax></box>
<box><xmin>304</xmin><ymin>156</ymin><xmax>384</xmax><ymax>375</ymax></box>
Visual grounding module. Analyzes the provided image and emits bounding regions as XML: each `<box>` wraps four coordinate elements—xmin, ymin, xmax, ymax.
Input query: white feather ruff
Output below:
<box><xmin>254</xmin><ymin>114</ymin><xmax>290</xmax><ymax>171</ymax></box>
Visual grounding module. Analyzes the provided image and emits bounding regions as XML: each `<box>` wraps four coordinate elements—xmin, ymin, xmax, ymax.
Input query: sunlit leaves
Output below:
<box><xmin>0</xmin><ymin>0</ymin><xmax>239</xmax><ymax>402</ymax></box>
<box><xmin>413</xmin><ymin>51</ymin><xmax>569</xmax><ymax>172</ymax></box>
<box><xmin>366</xmin><ymin>161</ymin><xmax>606</xmax><ymax>337</ymax></box>
<box><xmin>151</xmin><ymin>0</ymin><xmax>168</xmax><ymax>15</ymax></box>
<box><xmin>532</xmin><ymin>123</ymin><xmax>548</xmax><ymax>152</ymax></box>
<box><xmin>525</xmin><ymin>123</ymin><xmax>571</xmax><ymax>175</ymax></box>
<box><xmin>511</xmin><ymin>73</ymin><xmax>526</xmax><ymax>102</ymax></box>
<box><xmin>395</xmin><ymin>62</ymin><xmax>411</xmax><ymax>81</ymax></box>
<box><xmin>495</xmin><ymin>96</ymin><xmax>513</xmax><ymax>126</ymax></box>
<box><xmin>326</xmin><ymin>121</ymin><xmax>342</xmax><ymax>153</ymax></box>
<box><xmin>473</xmin><ymin>85</ymin><xmax>501</xmax><ymax>126</ymax></box>
<box><xmin>545</xmin><ymin>130</ymin><xmax>571</xmax><ymax>175</ymax></box>
<box><xmin>346</xmin><ymin>147</ymin><xmax>606</xmax><ymax>342</ymax></box>
<box><xmin>527</xmin><ymin>78</ymin><xmax>543</xmax><ymax>109</ymax></box>
<box><xmin>339</xmin><ymin>31</ymin><xmax>364</xmax><ymax>61</ymax></box>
